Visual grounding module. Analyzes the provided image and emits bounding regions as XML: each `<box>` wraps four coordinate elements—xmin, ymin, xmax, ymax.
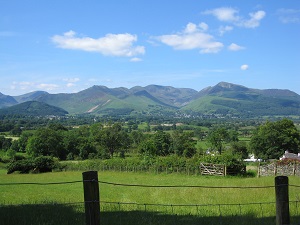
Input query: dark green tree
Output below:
<box><xmin>92</xmin><ymin>123</ymin><xmax>130</xmax><ymax>157</ymax></box>
<box><xmin>26</xmin><ymin>128</ymin><xmax>66</xmax><ymax>159</ymax></box>
<box><xmin>18</xmin><ymin>130</ymin><xmax>34</xmax><ymax>152</ymax></box>
<box><xmin>249</xmin><ymin>119</ymin><xmax>300</xmax><ymax>160</ymax></box>
<box><xmin>152</xmin><ymin>130</ymin><xmax>171</xmax><ymax>156</ymax></box>
<box><xmin>207</xmin><ymin>127</ymin><xmax>230</xmax><ymax>154</ymax></box>
<box><xmin>230</xmin><ymin>142</ymin><xmax>249</xmax><ymax>159</ymax></box>
<box><xmin>171</xmin><ymin>130</ymin><xmax>196</xmax><ymax>157</ymax></box>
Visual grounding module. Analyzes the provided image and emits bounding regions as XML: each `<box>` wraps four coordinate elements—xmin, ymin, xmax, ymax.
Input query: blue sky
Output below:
<box><xmin>1</xmin><ymin>0</ymin><xmax>299</xmax><ymax>96</ymax></box>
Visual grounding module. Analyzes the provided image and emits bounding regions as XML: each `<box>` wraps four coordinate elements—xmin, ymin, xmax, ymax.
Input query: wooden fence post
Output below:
<box><xmin>83</xmin><ymin>171</ymin><xmax>100</xmax><ymax>225</ymax></box>
<box><xmin>275</xmin><ymin>176</ymin><xmax>290</xmax><ymax>225</ymax></box>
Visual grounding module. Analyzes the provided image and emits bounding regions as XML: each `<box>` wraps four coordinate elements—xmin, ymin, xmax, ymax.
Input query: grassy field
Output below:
<box><xmin>1</xmin><ymin>169</ymin><xmax>300</xmax><ymax>224</ymax></box>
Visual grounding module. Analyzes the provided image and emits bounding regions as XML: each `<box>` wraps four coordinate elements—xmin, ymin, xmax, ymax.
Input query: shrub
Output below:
<box><xmin>7</xmin><ymin>156</ymin><xmax>58</xmax><ymax>174</ymax></box>
<box><xmin>34</xmin><ymin>156</ymin><xmax>56</xmax><ymax>173</ymax></box>
<box><xmin>7</xmin><ymin>159</ymin><xmax>34</xmax><ymax>174</ymax></box>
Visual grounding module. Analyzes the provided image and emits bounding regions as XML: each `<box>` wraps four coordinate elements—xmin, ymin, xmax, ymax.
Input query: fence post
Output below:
<box><xmin>83</xmin><ymin>171</ymin><xmax>100</xmax><ymax>225</ymax></box>
<box><xmin>275</xmin><ymin>176</ymin><xmax>290</xmax><ymax>225</ymax></box>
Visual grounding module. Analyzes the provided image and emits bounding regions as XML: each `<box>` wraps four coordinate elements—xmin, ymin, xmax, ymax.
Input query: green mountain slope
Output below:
<box><xmin>0</xmin><ymin>92</ymin><xmax>18</xmax><ymax>108</ymax></box>
<box><xmin>183</xmin><ymin>82</ymin><xmax>300</xmax><ymax>116</ymax></box>
<box><xmin>13</xmin><ymin>91</ymin><xmax>48</xmax><ymax>103</ymax></box>
<box><xmin>131</xmin><ymin>85</ymin><xmax>198</xmax><ymax>107</ymax></box>
<box><xmin>0</xmin><ymin>101</ymin><xmax>68</xmax><ymax>116</ymax></box>
<box><xmin>0</xmin><ymin>82</ymin><xmax>299</xmax><ymax>117</ymax></box>
<box><xmin>30</xmin><ymin>85</ymin><xmax>174</xmax><ymax>115</ymax></box>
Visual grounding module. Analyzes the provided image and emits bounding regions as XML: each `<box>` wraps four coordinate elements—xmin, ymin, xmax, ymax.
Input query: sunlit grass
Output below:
<box><xmin>1</xmin><ymin>169</ymin><xmax>300</xmax><ymax>225</ymax></box>
<box><xmin>1</xmin><ymin>169</ymin><xmax>300</xmax><ymax>205</ymax></box>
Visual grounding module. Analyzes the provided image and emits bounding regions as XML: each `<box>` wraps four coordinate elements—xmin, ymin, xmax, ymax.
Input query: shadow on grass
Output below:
<box><xmin>1</xmin><ymin>204</ymin><xmax>300</xmax><ymax>225</ymax></box>
<box><xmin>0</xmin><ymin>203</ymin><xmax>85</xmax><ymax>225</ymax></box>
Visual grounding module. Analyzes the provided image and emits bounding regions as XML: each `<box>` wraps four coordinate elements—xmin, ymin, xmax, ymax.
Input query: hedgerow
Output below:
<box><xmin>7</xmin><ymin>156</ymin><xmax>60</xmax><ymax>174</ymax></box>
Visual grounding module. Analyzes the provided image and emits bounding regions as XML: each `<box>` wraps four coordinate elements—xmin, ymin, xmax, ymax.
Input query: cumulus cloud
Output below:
<box><xmin>203</xmin><ymin>7</ymin><xmax>240</xmax><ymax>22</ymax></box>
<box><xmin>199</xmin><ymin>22</ymin><xmax>209</xmax><ymax>31</ymax></box>
<box><xmin>203</xmin><ymin>7</ymin><xmax>266</xmax><ymax>28</ymax></box>
<box><xmin>66</xmin><ymin>83</ymin><xmax>76</xmax><ymax>87</ymax></box>
<box><xmin>63</xmin><ymin>77</ymin><xmax>80</xmax><ymax>83</ymax></box>
<box><xmin>37</xmin><ymin>83</ymin><xmax>60</xmax><ymax>90</ymax></box>
<box><xmin>130</xmin><ymin>57</ymin><xmax>142</xmax><ymax>62</ymax></box>
<box><xmin>241</xmin><ymin>11</ymin><xmax>266</xmax><ymax>28</ymax></box>
<box><xmin>218</xmin><ymin>25</ymin><xmax>233</xmax><ymax>36</ymax></box>
<box><xmin>277</xmin><ymin>8</ymin><xmax>300</xmax><ymax>24</ymax></box>
<box><xmin>228</xmin><ymin>43</ymin><xmax>245</xmax><ymax>51</ymax></box>
<box><xmin>52</xmin><ymin>31</ymin><xmax>145</xmax><ymax>57</ymax></box>
<box><xmin>11</xmin><ymin>81</ymin><xmax>59</xmax><ymax>91</ymax></box>
<box><xmin>240</xmin><ymin>64</ymin><xmax>249</xmax><ymax>70</ymax></box>
<box><xmin>155</xmin><ymin>22</ymin><xmax>223</xmax><ymax>54</ymax></box>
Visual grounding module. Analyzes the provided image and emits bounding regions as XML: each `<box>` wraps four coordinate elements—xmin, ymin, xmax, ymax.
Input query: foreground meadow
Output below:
<box><xmin>1</xmin><ymin>169</ymin><xmax>300</xmax><ymax>225</ymax></box>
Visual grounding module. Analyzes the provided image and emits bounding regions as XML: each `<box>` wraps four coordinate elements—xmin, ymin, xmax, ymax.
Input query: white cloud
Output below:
<box><xmin>199</xmin><ymin>22</ymin><xmax>209</xmax><ymax>31</ymax></box>
<box><xmin>240</xmin><ymin>11</ymin><xmax>266</xmax><ymax>28</ymax></box>
<box><xmin>66</xmin><ymin>83</ymin><xmax>76</xmax><ymax>87</ymax></box>
<box><xmin>228</xmin><ymin>43</ymin><xmax>245</xmax><ymax>51</ymax></box>
<box><xmin>203</xmin><ymin>7</ymin><xmax>239</xmax><ymax>22</ymax></box>
<box><xmin>37</xmin><ymin>83</ymin><xmax>59</xmax><ymax>90</ymax></box>
<box><xmin>184</xmin><ymin>23</ymin><xmax>198</xmax><ymax>33</ymax></box>
<box><xmin>277</xmin><ymin>8</ymin><xmax>300</xmax><ymax>24</ymax></box>
<box><xmin>130</xmin><ymin>57</ymin><xmax>142</xmax><ymax>62</ymax></box>
<box><xmin>52</xmin><ymin>31</ymin><xmax>145</xmax><ymax>57</ymax></box>
<box><xmin>63</xmin><ymin>78</ymin><xmax>80</xmax><ymax>83</ymax></box>
<box><xmin>240</xmin><ymin>64</ymin><xmax>249</xmax><ymax>70</ymax></box>
<box><xmin>218</xmin><ymin>25</ymin><xmax>233</xmax><ymax>36</ymax></box>
<box><xmin>11</xmin><ymin>81</ymin><xmax>59</xmax><ymax>91</ymax></box>
<box><xmin>155</xmin><ymin>23</ymin><xmax>223</xmax><ymax>54</ymax></box>
<box><xmin>203</xmin><ymin>7</ymin><xmax>266</xmax><ymax>28</ymax></box>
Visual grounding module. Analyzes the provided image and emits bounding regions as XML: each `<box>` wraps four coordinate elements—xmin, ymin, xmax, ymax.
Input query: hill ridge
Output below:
<box><xmin>0</xmin><ymin>82</ymin><xmax>299</xmax><ymax>117</ymax></box>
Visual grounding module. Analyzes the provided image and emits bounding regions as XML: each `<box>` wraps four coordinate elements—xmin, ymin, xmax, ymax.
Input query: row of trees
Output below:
<box><xmin>1</xmin><ymin>118</ymin><xmax>299</xmax><ymax>161</ymax></box>
<box><xmin>4</xmin><ymin>123</ymin><xmax>198</xmax><ymax>160</ymax></box>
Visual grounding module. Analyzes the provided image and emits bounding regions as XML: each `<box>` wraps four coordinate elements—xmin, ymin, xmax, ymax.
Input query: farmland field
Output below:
<box><xmin>1</xmin><ymin>169</ymin><xmax>300</xmax><ymax>224</ymax></box>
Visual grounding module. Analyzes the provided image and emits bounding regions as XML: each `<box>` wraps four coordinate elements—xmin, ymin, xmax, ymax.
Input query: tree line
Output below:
<box><xmin>1</xmin><ymin>118</ymin><xmax>299</xmax><ymax>162</ymax></box>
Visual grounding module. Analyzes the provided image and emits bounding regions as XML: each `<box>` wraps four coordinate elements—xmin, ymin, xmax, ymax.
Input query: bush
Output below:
<box><xmin>7</xmin><ymin>156</ymin><xmax>58</xmax><ymax>174</ymax></box>
<box><xmin>7</xmin><ymin>159</ymin><xmax>34</xmax><ymax>174</ymax></box>
<box><xmin>34</xmin><ymin>156</ymin><xmax>56</xmax><ymax>173</ymax></box>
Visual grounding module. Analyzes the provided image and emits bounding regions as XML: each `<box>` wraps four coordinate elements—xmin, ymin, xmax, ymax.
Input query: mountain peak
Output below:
<box><xmin>216</xmin><ymin>82</ymin><xmax>248</xmax><ymax>90</ymax></box>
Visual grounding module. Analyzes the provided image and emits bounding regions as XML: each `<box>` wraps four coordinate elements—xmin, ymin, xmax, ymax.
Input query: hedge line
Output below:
<box><xmin>61</xmin><ymin>153</ymin><xmax>246</xmax><ymax>175</ymax></box>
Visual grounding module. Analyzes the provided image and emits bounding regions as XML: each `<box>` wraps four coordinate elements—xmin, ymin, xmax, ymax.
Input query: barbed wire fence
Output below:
<box><xmin>1</xmin><ymin>171</ymin><xmax>300</xmax><ymax>225</ymax></box>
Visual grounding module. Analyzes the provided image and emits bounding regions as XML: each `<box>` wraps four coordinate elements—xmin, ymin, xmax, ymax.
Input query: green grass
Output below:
<box><xmin>2</xmin><ymin>169</ymin><xmax>300</xmax><ymax>205</ymax></box>
<box><xmin>1</xmin><ymin>170</ymin><xmax>300</xmax><ymax>225</ymax></box>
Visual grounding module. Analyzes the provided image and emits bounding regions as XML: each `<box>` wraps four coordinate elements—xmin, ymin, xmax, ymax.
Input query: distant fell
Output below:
<box><xmin>0</xmin><ymin>101</ymin><xmax>68</xmax><ymax>116</ymax></box>
<box><xmin>0</xmin><ymin>82</ymin><xmax>299</xmax><ymax>117</ymax></box>
<box><xmin>184</xmin><ymin>82</ymin><xmax>300</xmax><ymax>116</ymax></box>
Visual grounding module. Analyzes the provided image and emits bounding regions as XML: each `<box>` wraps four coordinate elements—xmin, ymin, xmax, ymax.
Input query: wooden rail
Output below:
<box><xmin>200</xmin><ymin>163</ymin><xmax>226</xmax><ymax>176</ymax></box>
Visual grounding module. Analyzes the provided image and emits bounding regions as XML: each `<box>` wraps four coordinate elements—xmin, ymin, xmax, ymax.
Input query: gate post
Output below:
<box><xmin>275</xmin><ymin>176</ymin><xmax>290</xmax><ymax>225</ymax></box>
<box><xmin>83</xmin><ymin>171</ymin><xmax>100</xmax><ymax>225</ymax></box>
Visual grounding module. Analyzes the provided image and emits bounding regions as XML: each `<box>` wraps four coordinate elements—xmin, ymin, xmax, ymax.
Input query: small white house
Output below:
<box><xmin>279</xmin><ymin>150</ymin><xmax>300</xmax><ymax>161</ymax></box>
<box><xmin>244</xmin><ymin>154</ymin><xmax>262</xmax><ymax>162</ymax></box>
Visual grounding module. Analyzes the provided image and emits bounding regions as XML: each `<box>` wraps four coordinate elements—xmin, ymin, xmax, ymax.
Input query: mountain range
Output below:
<box><xmin>0</xmin><ymin>82</ymin><xmax>299</xmax><ymax>117</ymax></box>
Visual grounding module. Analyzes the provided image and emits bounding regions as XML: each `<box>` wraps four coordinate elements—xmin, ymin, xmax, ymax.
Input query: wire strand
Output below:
<box><xmin>98</xmin><ymin>180</ymin><xmax>277</xmax><ymax>189</ymax></box>
<box><xmin>0</xmin><ymin>180</ymin><xmax>82</xmax><ymax>186</ymax></box>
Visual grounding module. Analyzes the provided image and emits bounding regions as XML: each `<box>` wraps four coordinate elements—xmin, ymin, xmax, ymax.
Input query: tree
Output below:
<box><xmin>130</xmin><ymin>130</ymin><xmax>145</xmax><ymax>148</ymax></box>
<box><xmin>230</xmin><ymin>142</ymin><xmax>248</xmax><ymax>159</ymax></box>
<box><xmin>139</xmin><ymin>139</ymin><xmax>156</xmax><ymax>156</ymax></box>
<box><xmin>152</xmin><ymin>130</ymin><xmax>171</xmax><ymax>156</ymax></box>
<box><xmin>0</xmin><ymin>136</ymin><xmax>12</xmax><ymax>151</ymax></box>
<box><xmin>249</xmin><ymin>119</ymin><xmax>300</xmax><ymax>160</ymax></box>
<box><xmin>170</xmin><ymin>130</ymin><xmax>196</xmax><ymax>157</ymax></box>
<box><xmin>92</xmin><ymin>123</ymin><xmax>130</xmax><ymax>157</ymax></box>
<box><xmin>18</xmin><ymin>130</ymin><xmax>34</xmax><ymax>152</ymax></box>
<box><xmin>207</xmin><ymin>127</ymin><xmax>230</xmax><ymax>154</ymax></box>
<box><xmin>26</xmin><ymin>128</ymin><xmax>66</xmax><ymax>159</ymax></box>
